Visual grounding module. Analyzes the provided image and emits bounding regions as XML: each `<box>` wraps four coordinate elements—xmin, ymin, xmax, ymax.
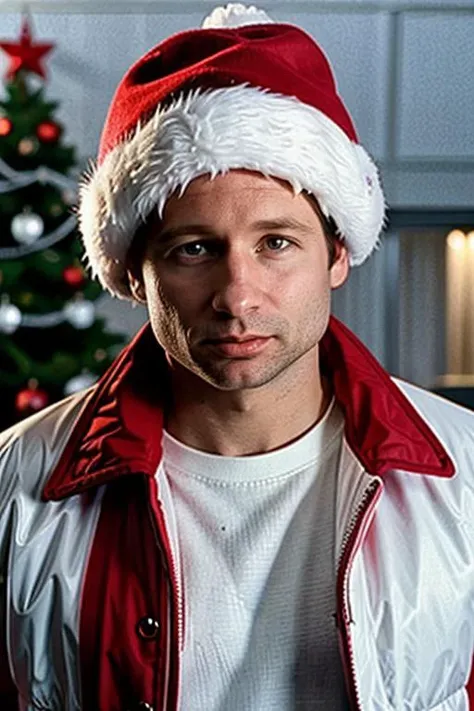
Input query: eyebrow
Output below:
<box><xmin>155</xmin><ymin>217</ymin><xmax>315</xmax><ymax>246</ymax></box>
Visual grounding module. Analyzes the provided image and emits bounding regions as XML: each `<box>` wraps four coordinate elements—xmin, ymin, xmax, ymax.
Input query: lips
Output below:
<box><xmin>203</xmin><ymin>336</ymin><xmax>272</xmax><ymax>358</ymax></box>
<box><xmin>205</xmin><ymin>335</ymin><xmax>266</xmax><ymax>344</ymax></box>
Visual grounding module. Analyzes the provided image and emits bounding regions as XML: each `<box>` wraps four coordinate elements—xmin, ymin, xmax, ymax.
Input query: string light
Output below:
<box><xmin>0</xmin><ymin>215</ymin><xmax>76</xmax><ymax>259</ymax></box>
<box><xmin>0</xmin><ymin>156</ymin><xmax>76</xmax><ymax>194</ymax></box>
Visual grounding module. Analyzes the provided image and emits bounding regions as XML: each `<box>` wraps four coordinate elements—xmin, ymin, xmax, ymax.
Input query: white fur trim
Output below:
<box><xmin>79</xmin><ymin>85</ymin><xmax>386</xmax><ymax>299</ymax></box>
<box><xmin>201</xmin><ymin>4</ymin><xmax>274</xmax><ymax>29</ymax></box>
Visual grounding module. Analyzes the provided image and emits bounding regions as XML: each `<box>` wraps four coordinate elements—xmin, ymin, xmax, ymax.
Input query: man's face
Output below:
<box><xmin>129</xmin><ymin>170</ymin><xmax>349</xmax><ymax>392</ymax></box>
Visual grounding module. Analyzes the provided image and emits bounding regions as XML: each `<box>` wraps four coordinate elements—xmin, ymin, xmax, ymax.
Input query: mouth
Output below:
<box><xmin>203</xmin><ymin>336</ymin><xmax>273</xmax><ymax>358</ymax></box>
<box><xmin>205</xmin><ymin>336</ymin><xmax>267</xmax><ymax>344</ymax></box>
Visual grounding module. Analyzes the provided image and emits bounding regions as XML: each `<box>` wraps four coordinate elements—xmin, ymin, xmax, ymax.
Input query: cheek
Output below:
<box><xmin>142</xmin><ymin>268</ymin><xmax>184</xmax><ymax>344</ymax></box>
<box><xmin>285</xmin><ymin>264</ymin><xmax>330</xmax><ymax>304</ymax></box>
<box><xmin>287</xmin><ymin>267</ymin><xmax>332</xmax><ymax>335</ymax></box>
<box><xmin>144</xmin><ymin>264</ymin><xmax>202</xmax><ymax>310</ymax></box>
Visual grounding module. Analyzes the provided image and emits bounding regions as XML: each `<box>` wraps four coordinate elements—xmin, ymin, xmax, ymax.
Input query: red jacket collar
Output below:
<box><xmin>43</xmin><ymin>316</ymin><xmax>454</xmax><ymax>501</ymax></box>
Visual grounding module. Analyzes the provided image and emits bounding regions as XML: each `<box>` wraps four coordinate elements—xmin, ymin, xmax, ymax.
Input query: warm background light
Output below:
<box><xmin>447</xmin><ymin>229</ymin><xmax>466</xmax><ymax>250</ymax></box>
<box><xmin>446</xmin><ymin>228</ymin><xmax>474</xmax><ymax>374</ymax></box>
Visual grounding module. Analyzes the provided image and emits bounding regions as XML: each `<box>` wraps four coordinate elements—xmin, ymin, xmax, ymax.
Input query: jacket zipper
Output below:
<box><xmin>146</xmin><ymin>477</ymin><xmax>182</xmax><ymax>711</ymax></box>
<box><xmin>336</xmin><ymin>477</ymin><xmax>383</xmax><ymax>710</ymax></box>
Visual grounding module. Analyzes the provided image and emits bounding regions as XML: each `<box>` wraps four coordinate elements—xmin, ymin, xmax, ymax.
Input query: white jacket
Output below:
<box><xmin>1</xmin><ymin>317</ymin><xmax>473</xmax><ymax>710</ymax></box>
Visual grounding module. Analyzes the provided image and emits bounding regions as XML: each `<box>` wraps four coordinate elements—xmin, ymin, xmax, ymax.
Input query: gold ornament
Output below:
<box><xmin>18</xmin><ymin>292</ymin><xmax>33</xmax><ymax>307</ymax></box>
<box><xmin>18</xmin><ymin>137</ymin><xmax>39</xmax><ymax>156</ymax></box>
<box><xmin>49</xmin><ymin>203</ymin><xmax>63</xmax><ymax>217</ymax></box>
<box><xmin>43</xmin><ymin>250</ymin><xmax>60</xmax><ymax>263</ymax></box>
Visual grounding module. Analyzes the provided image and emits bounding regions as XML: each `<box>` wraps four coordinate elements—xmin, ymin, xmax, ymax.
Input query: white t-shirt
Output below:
<box><xmin>157</xmin><ymin>397</ymin><xmax>351</xmax><ymax>710</ymax></box>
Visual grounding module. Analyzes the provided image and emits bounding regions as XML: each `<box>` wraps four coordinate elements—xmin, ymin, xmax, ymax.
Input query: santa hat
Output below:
<box><xmin>79</xmin><ymin>3</ymin><xmax>386</xmax><ymax>299</ymax></box>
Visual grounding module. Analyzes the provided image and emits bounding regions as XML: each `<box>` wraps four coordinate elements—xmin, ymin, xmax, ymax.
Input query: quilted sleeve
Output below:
<box><xmin>0</xmin><ymin>428</ymin><xmax>21</xmax><ymax>707</ymax></box>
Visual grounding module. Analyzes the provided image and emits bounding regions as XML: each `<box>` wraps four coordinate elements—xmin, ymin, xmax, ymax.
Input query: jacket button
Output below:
<box><xmin>136</xmin><ymin>616</ymin><xmax>160</xmax><ymax>640</ymax></box>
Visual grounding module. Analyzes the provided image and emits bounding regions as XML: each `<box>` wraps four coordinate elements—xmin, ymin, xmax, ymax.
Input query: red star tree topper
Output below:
<box><xmin>0</xmin><ymin>17</ymin><xmax>54</xmax><ymax>80</ymax></box>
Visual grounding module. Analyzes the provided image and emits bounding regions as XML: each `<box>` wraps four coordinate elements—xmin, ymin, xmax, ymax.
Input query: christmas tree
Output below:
<box><xmin>0</xmin><ymin>17</ymin><xmax>125</xmax><ymax>431</ymax></box>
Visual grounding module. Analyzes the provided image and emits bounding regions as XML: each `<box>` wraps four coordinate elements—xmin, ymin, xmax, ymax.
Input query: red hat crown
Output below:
<box><xmin>79</xmin><ymin>4</ymin><xmax>385</xmax><ymax>299</ymax></box>
<box><xmin>99</xmin><ymin>24</ymin><xmax>357</xmax><ymax>163</ymax></box>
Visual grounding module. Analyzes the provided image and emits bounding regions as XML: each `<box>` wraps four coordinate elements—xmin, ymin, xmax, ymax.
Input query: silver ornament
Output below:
<box><xmin>11</xmin><ymin>211</ymin><xmax>44</xmax><ymax>245</ymax></box>
<box><xmin>64</xmin><ymin>299</ymin><xmax>95</xmax><ymax>329</ymax></box>
<box><xmin>0</xmin><ymin>301</ymin><xmax>21</xmax><ymax>334</ymax></box>
<box><xmin>64</xmin><ymin>371</ymin><xmax>98</xmax><ymax>396</ymax></box>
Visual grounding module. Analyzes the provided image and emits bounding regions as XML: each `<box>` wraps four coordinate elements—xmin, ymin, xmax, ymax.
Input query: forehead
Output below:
<box><xmin>178</xmin><ymin>170</ymin><xmax>293</xmax><ymax>197</ymax></box>
<box><xmin>161</xmin><ymin>169</ymin><xmax>319</xmax><ymax>223</ymax></box>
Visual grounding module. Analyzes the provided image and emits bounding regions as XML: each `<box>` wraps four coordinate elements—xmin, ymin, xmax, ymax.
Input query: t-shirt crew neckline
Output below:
<box><xmin>162</xmin><ymin>396</ymin><xmax>343</xmax><ymax>484</ymax></box>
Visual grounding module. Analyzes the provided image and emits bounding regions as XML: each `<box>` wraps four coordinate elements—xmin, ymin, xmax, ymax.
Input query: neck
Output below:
<box><xmin>164</xmin><ymin>349</ymin><xmax>332</xmax><ymax>457</ymax></box>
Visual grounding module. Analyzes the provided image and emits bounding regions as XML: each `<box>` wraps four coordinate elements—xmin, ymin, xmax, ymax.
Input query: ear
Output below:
<box><xmin>127</xmin><ymin>270</ymin><xmax>147</xmax><ymax>304</ymax></box>
<box><xmin>329</xmin><ymin>241</ymin><xmax>349</xmax><ymax>289</ymax></box>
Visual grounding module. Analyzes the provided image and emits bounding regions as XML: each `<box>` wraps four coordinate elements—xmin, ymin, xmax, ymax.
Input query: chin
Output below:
<box><xmin>194</xmin><ymin>358</ymin><xmax>291</xmax><ymax>391</ymax></box>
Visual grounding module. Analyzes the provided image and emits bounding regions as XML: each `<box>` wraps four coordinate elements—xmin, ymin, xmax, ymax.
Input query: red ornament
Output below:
<box><xmin>0</xmin><ymin>117</ymin><xmax>13</xmax><ymax>137</ymax></box>
<box><xmin>37</xmin><ymin>120</ymin><xmax>61</xmax><ymax>143</ymax></box>
<box><xmin>0</xmin><ymin>17</ymin><xmax>54</xmax><ymax>81</ymax></box>
<box><xmin>63</xmin><ymin>265</ymin><xmax>86</xmax><ymax>288</ymax></box>
<box><xmin>15</xmin><ymin>379</ymin><xmax>49</xmax><ymax>415</ymax></box>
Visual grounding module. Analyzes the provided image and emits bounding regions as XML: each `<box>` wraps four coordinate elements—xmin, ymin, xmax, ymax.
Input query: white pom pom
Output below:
<box><xmin>201</xmin><ymin>3</ymin><xmax>274</xmax><ymax>29</ymax></box>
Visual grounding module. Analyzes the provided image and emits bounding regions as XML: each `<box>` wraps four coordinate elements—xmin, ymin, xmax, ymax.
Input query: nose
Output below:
<box><xmin>211</xmin><ymin>248</ymin><xmax>263</xmax><ymax>317</ymax></box>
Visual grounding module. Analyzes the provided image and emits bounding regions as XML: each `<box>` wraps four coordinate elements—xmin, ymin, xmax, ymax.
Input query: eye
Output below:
<box><xmin>170</xmin><ymin>236</ymin><xmax>295</xmax><ymax>262</ymax></box>
<box><xmin>263</xmin><ymin>236</ymin><xmax>292</xmax><ymax>252</ymax></box>
<box><xmin>165</xmin><ymin>241</ymin><xmax>216</xmax><ymax>264</ymax></box>
<box><xmin>175</xmin><ymin>242</ymin><xmax>210</xmax><ymax>258</ymax></box>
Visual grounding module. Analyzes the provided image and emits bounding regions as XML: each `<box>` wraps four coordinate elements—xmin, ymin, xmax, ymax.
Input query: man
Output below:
<box><xmin>1</xmin><ymin>4</ymin><xmax>473</xmax><ymax>710</ymax></box>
